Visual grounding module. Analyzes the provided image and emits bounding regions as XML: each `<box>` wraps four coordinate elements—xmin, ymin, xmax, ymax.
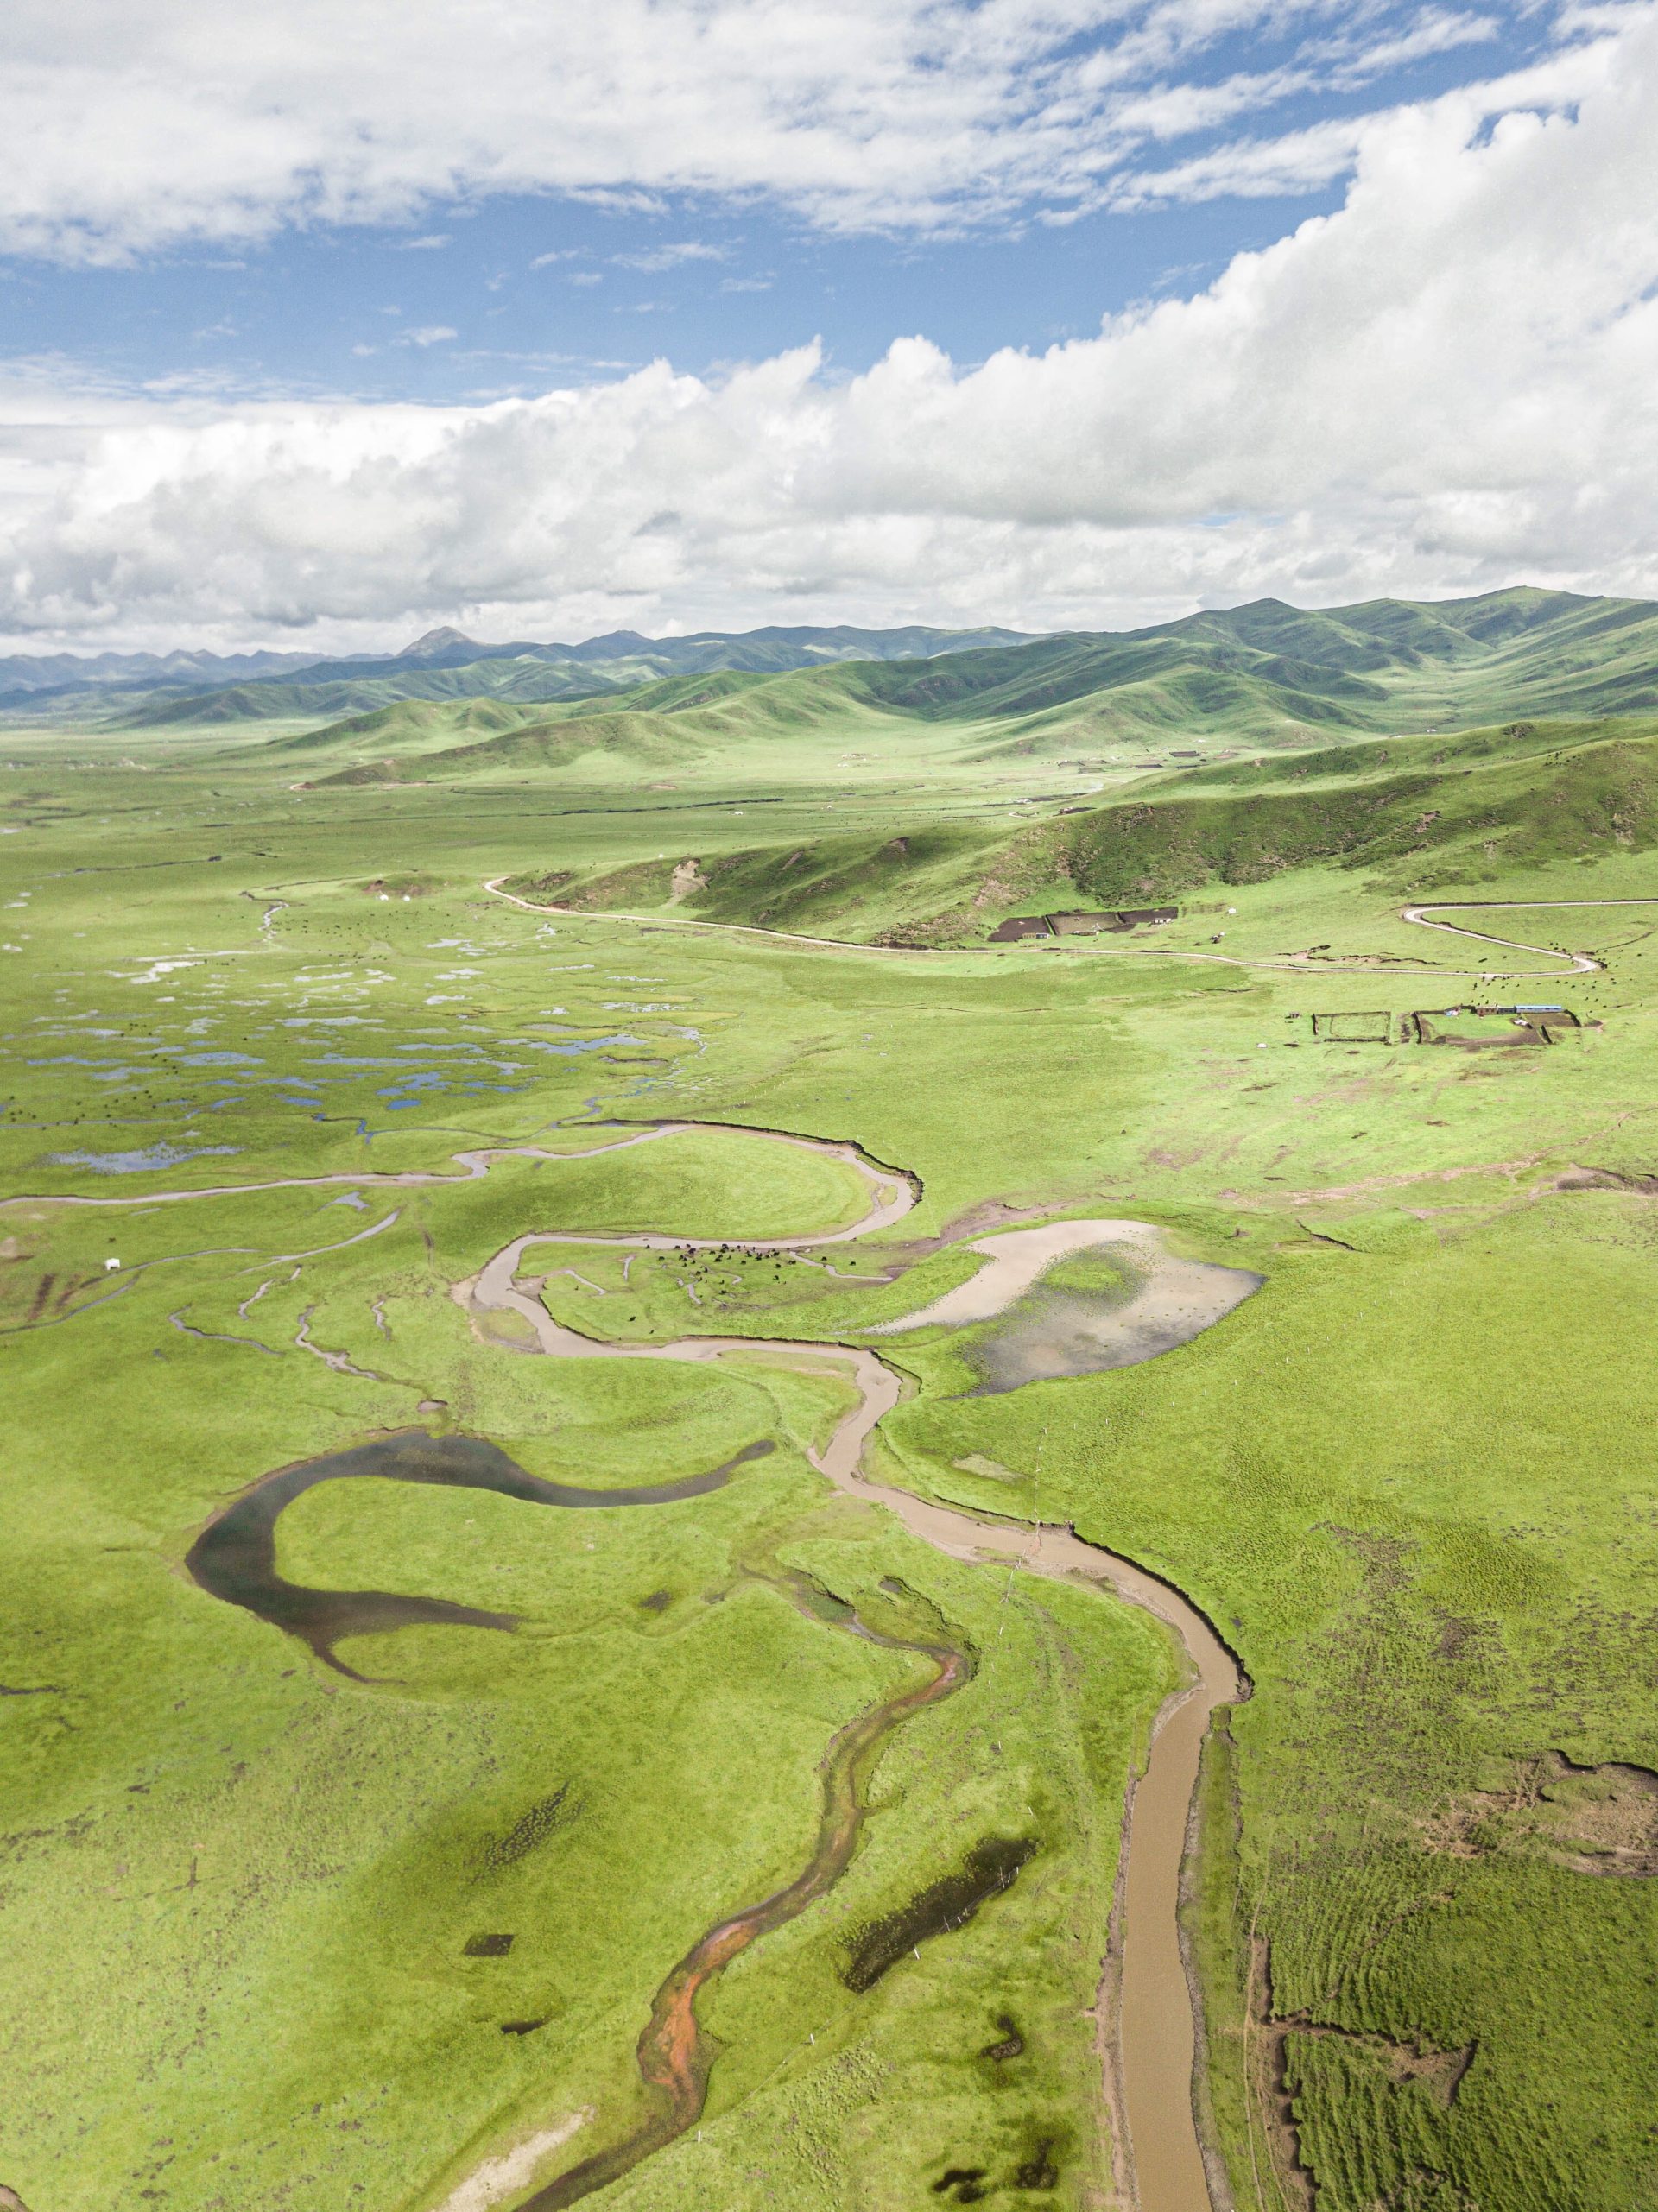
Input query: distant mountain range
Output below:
<box><xmin>0</xmin><ymin>622</ymin><xmax>1033</xmax><ymax>717</ymax></box>
<box><xmin>0</xmin><ymin>645</ymin><xmax>325</xmax><ymax>702</ymax></box>
<box><xmin>8</xmin><ymin>589</ymin><xmax>1658</xmax><ymax>740</ymax></box>
<box><xmin>217</xmin><ymin>585</ymin><xmax>1658</xmax><ymax>817</ymax></box>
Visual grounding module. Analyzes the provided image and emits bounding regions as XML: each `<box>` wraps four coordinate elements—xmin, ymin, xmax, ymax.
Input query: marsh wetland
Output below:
<box><xmin>7</xmin><ymin>600</ymin><xmax>1658</xmax><ymax>2212</ymax></box>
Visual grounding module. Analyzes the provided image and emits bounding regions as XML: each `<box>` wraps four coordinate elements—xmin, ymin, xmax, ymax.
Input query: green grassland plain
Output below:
<box><xmin>5</xmin><ymin>605</ymin><xmax>1658</xmax><ymax>2212</ymax></box>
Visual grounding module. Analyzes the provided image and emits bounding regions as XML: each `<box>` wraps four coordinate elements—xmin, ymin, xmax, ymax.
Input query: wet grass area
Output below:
<box><xmin>841</xmin><ymin>1836</ymin><xmax>1038</xmax><ymax>1992</ymax></box>
<box><xmin>10</xmin><ymin>710</ymin><xmax>1658</xmax><ymax>2212</ymax></box>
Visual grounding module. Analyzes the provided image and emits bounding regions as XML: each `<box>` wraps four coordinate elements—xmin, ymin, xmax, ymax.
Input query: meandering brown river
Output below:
<box><xmin>154</xmin><ymin>1117</ymin><xmax>1254</xmax><ymax>2209</ymax></box>
<box><xmin>447</xmin><ymin>1128</ymin><xmax>1256</xmax><ymax>2209</ymax></box>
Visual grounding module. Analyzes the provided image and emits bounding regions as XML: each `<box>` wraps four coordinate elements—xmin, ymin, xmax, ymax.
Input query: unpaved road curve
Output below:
<box><xmin>484</xmin><ymin>874</ymin><xmax>1635</xmax><ymax>978</ymax></box>
<box><xmin>459</xmin><ymin>1165</ymin><xmax>1257</xmax><ymax>2211</ymax></box>
<box><xmin>1400</xmin><ymin>894</ymin><xmax>1658</xmax><ymax>973</ymax></box>
<box><xmin>484</xmin><ymin>875</ymin><xmax>933</xmax><ymax>957</ymax></box>
<box><xmin>1401</xmin><ymin>901</ymin><xmax>1597</xmax><ymax>971</ymax></box>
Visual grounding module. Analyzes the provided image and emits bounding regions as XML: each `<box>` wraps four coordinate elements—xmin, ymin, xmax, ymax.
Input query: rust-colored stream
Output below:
<box><xmin>161</xmin><ymin>1119</ymin><xmax>1249</xmax><ymax>2211</ymax></box>
<box><xmin>454</xmin><ymin>1167</ymin><xmax>1252</xmax><ymax>2210</ymax></box>
<box><xmin>516</xmin><ymin>1605</ymin><xmax>970</xmax><ymax>2210</ymax></box>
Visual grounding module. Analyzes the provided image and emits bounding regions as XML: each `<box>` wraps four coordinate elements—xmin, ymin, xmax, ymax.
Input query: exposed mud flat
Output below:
<box><xmin>1423</xmin><ymin>1748</ymin><xmax>1658</xmax><ymax>1875</ymax></box>
<box><xmin>870</xmin><ymin>1217</ymin><xmax>1262</xmax><ymax>1396</ymax></box>
<box><xmin>434</xmin><ymin>2110</ymin><xmax>593</xmax><ymax>2212</ymax></box>
<box><xmin>965</xmin><ymin>1256</ymin><xmax>1263</xmax><ymax>1394</ymax></box>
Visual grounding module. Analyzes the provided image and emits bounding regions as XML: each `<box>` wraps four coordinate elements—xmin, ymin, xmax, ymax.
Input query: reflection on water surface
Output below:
<box><xmin>187</xmin><ymin>1428</ymin><xmax>773</xmax><ymax>1676</ymax></box>
<box><xmin>964</xmin><ymin>1252</ymin><xmax>1262</xmax><ymax>1394</ymax></box>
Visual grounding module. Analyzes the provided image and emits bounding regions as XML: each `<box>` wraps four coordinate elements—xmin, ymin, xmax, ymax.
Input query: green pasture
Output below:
<box><xmin>4</xmin><ymin>633</ymin><xmax>1658</xmax><ymax>2212</ymax></box>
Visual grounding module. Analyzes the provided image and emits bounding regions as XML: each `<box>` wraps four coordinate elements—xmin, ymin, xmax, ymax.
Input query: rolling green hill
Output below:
<box><xmin>120</xmin><ymin>660</ymin><xmax>617</xmax><ymax>726</ymax></box>
<box><xmin>501</xmin><ymin>713</ymin><xmax>1658</xmax><ymax>945</ymax></box>
<box><xmin>109</xmin><ymin>623</ymin><xmax>1032</xmax><ymax>729</ymax></box>
<box><xmin>20</xmin><ymin>583</ymin><xmax>1652</xmax><ymax>743</ymax></box>
<box><xmin>265</xmin><ymin>696</ymin><xmax>542</xmax><ymax>759</ymax></box>
<box><xmin>242</xmin><ymin>589</ymin><xmax>1658</xmax><ymax>795</ymax></box>
<box><xmin>308</xmin><ymin>707</ymin><xmax>697</xmax><ymax>786</ymax></box>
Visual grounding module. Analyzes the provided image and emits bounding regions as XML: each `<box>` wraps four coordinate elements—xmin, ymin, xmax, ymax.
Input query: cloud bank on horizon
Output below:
<box><xmin>3</xmin><ymin>0</ymin><xmax>1656</xmax><ymax>648</ymax></box>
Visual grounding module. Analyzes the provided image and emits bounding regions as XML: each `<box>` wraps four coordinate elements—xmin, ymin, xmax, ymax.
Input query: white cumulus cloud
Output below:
<box><xmin>3</xmin><ymin>9</ymin><xmax>1656</xmax><ymax>648</ymax></box>
<box><xmin>0</xmin><ymin>0</ymin><xmax>1543</xmax><ymax>260</ymax></box>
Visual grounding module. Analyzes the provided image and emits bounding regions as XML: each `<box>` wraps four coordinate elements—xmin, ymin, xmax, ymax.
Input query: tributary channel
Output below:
<box><xmin>180</xmin><ymin>1122</ymin><xmax>1256</xmax><ymax>2210</ymax></box>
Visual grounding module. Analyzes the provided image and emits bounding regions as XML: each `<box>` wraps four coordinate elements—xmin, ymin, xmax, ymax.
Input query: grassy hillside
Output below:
<box><xmin>106</xmin><ymin>624</ymin><xmax>1032</xmax><ymax>731</ymax></box>
<box><xmin>497</xmin><ymin>715</ymin><xmax>1658</xmax><ymax>945</ymax></box>
<box><xmin>307</xmin><ymin>707</ymin><xmax>701</xmax><ymax>785</ymax></box>
<box><xmin>268</xmin><ymin>696</ymin><xmax>545</xmax><ymax>760</ymax></box>
<box><xmin>104</xmin><ymin>586</ymin><xmax>1658</xmax><ymax>750</ymax></box>
<box><xmin>217</xmin><ymin>588</ymin><xmax>1658</xmax><ymax>804</ymax></box>
<box><xmin>1165</xmin><ymin>586</ymin><xmax>1658</xmax><ymax>718</ymax></box>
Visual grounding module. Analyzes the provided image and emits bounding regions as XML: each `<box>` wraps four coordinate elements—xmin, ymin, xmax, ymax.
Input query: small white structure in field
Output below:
<box><xmin>105</xmin><ymin>1256</ymin><xmax>121</xmax><ymax>1271</ymax></box>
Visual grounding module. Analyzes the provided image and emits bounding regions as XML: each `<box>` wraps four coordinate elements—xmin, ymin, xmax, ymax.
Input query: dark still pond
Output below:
<box><xmin>186</xmin><ymin>1428</ymin><xmax>773</xmax><ymax>1675</ymax></box>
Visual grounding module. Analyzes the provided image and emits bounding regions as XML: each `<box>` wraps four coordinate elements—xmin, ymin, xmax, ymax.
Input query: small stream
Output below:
<box><xmin>186</xmin><ymin>1428</ymin><xmax>973</xmax><ymax>2208</ymax></box>
<box><xmin>518</xmin><ymin>1599</ymin><xmax>970</xmax><ymax>2211</ymax></box>
<box><xmin>178</xmin><ymin>1122</ymin><xmax>1257</xmax><ymax>2211</ymax></box>
<box><xmin>451</xmin><ymin>1181</ymin><xmax>1255</xmax><ymax>2209</ymax></box>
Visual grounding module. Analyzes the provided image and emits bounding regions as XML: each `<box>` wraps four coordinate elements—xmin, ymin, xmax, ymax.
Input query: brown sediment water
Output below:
<box><xmin>456</xmin><ymin>1193</ymin><xmax>1253</xmax><ymax>2210</ymax></box>
<box><xmin>517</xmin><ymin>1594</ymin><xmax>971</xmax><ymax>2210</ymax></box>
<box><xmin>176</xmin><ymin>1128</ymin><xmax>1252</xmax><ymax>2210</ymax></box>
<box><xmin>792</xmin><ymin>1348</ymin><xmax>1243</xmax><ymax>2212</ymax></box>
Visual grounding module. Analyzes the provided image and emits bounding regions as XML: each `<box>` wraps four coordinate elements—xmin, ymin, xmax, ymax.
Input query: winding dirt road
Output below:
<box><xmin>486</xmin><ymin>875</ymin><xmax>1658</xmax><ymax>978</ymax></box>
<box><xmin>1397</xmin><ymin>894</ymin><xmax>1658</xmax><ymax>972</ymax></box>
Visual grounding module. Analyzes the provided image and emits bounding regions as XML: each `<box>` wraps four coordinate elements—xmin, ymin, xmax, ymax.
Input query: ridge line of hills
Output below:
<box><xmin>0</xmin><ymin>620</ymin><xmax>1033</xmax><ymax>714</ymax></box>
<box><xmin>9</xmin><ymin>586</ymin><xmax>1658</xmax><ymax>731</ymax></box>
<box><xmin>503</xmin><ymin>711</ymin><xmax>1658</xmax><ymax>947</ymax></box>
<box><xmin>236</xmin><ymin>585</ymin><xmax>1658</xmax><ymax>786</ymax></box>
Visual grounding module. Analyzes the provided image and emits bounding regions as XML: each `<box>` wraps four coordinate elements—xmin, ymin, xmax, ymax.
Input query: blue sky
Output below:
<box><xmin>1</xmin><ymin>0</ymin><xmax>1653</xmax><ymax>648</ymax></box>
<box><xmin>9</xmin><ymin>189</ymin><xmax>1365</xmax><ymax>404</ymax></box>
<box><xmin>3</xmin><ymin>9</ymin><xmax>1543</xmax><ymax>403</ymax></box>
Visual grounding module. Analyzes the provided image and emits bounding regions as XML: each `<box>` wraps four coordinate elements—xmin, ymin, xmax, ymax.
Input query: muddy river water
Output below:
<box><xmin>453</xmin><ymin>1136</ymin><xmax>1254</xmax><ymax>2209</ymax></box>
<box><xmin>180</xmin><ymin>1122</ymin><xmax>1256</xmax><ymax>2209</ymax></box>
